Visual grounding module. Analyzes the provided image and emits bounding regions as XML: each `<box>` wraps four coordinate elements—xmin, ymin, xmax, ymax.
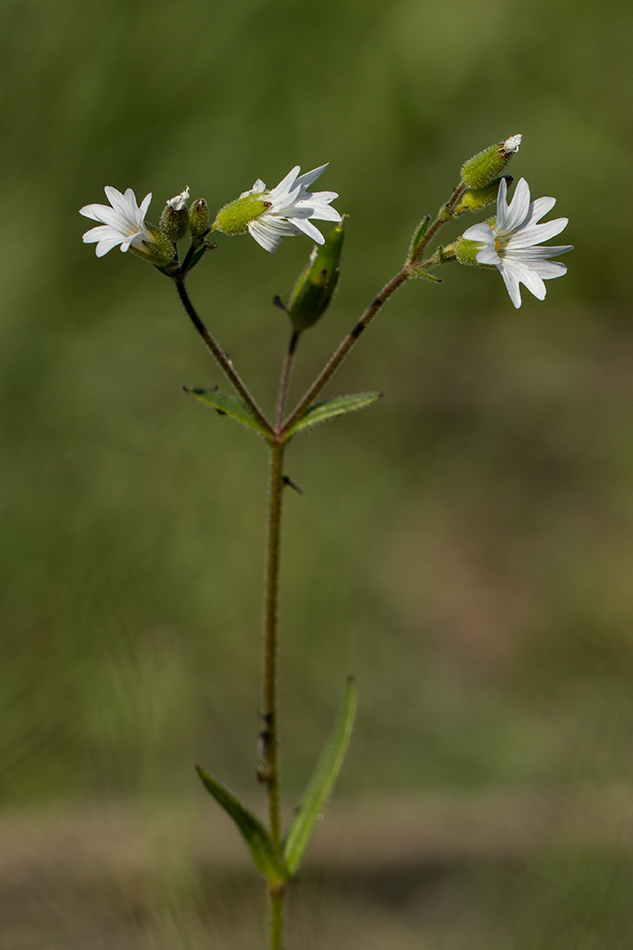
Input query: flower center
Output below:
<box><xmin>494</xmin><ymin>234</ymin><xmax>509</xmax><ymax>255</ymax></box>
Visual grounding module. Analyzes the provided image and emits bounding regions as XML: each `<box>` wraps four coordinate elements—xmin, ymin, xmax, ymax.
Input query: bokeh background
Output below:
<box><xmin>2</xmin><ymin>0</ymin><xmax>633</xmax><ymax>946</ymax></box>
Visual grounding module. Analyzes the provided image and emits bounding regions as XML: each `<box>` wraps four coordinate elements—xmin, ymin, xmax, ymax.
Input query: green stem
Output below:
<box><xmin>276</xmin><ymin>329</ymin><xmax>300</xmax><ymax>429</ymax></box>
<box><xmin>262</xmin><ymin>439</ymin><xmax>286</xmax><ymax>949</ymax></box>
<box><xmin>174</xmin><ymin>278</ymin><xmax>273</xmax><ymax>436</ymax></box>
<box><xmin>263</xmin><ymin>440</ymin><xmax>285</xmax><ymax>843</ymax></box>
<box><xmin>269</xmin><ymin>888</ymin><xmax>284</xmax><ymax>950</ymax></box>
<box><xmin>280</xmin><ymin>182</ymin><xmax>467</xmax><ymax>435</ymax></box>
<box><xmin>409</xmin><ymin>181</ymin><xmax>467</xmax><ymax>265</ymax></box>
<box><xmin>281</xmin><ymin>266</ymin><xmax>410</xmax><ymax>436</ymax></box>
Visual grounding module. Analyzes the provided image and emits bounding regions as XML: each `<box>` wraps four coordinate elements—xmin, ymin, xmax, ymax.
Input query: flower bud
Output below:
<box><xmin>289</xmin><ymin>222</ymin><xmax>345</xmax><ymax>333</ymax></box>
<box><xmin>189</xmin><ymin>198</ymin><xmax>209</xmax><ymax>238</ymax></box>
<box><xmin>453</xmin><ymin>176</ymin><xmax>512</xmax><ymax>215</ymax></box>
<box><xmin>159</xmin><ymin>187</ymin><xmax>190</xmax><ymax>242</ymax></box>
<box><xmin>460</xmin><ymin>135</ymin><xmax>521</xmax><ymax>190</ymax></box>
<box><xmin>452</xmin><ymin>235</ymin><xmax>489</xmax><ymax>266</ymax></box>
<box><xmin>212</xmin><ymin>188</ymin><xmax>269</xmax><ymax>236</ymax></box>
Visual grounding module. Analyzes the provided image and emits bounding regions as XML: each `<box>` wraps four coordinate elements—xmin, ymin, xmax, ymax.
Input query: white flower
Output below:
<box><xmin>462</xmin><ymin>177</ymin><xmax>572</xmax><ymax>308</ymax></box>
<box><xmin>80</xmin><ymin>186</ymin><xmax>154</xmax><ymax>257</ymax></box>
<box><xmin>246</xmin><ymin>164</ymin><xmax>341</xmax><ymax>253</ymax></box>
<box><xmin>166</xmin><ymin>186</ymin><xmax>190</xmax><ymax>210</ymax></box>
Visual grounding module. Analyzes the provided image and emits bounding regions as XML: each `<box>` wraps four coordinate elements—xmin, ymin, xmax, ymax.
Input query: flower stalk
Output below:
<box><xmin>173</xmin><ymin>278</ymin><xmax>273</xmax><ymax>435</ymax></box>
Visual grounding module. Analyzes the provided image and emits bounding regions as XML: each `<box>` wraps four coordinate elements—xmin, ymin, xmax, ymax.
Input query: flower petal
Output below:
<box><xmin>292</xmin><ymin>218</ymin><xmax>325</xmax><ymax>243</ymax></box>
<box><xmin>501</xmin><ymin>178</ymin><xmax>531</xmax><ymax>234</ymax></box>
<box><xmin>506</xmin><ymin>217</ymin><xmax>569</xmax><ymax>249</ymax></box>
<box><xmin>462</xmin><ymin>222</ymin><xmax>494</xmax><ymax>244</ymax></box>
<box><xmin>497</xmin><ymin>263</ymin><xmax>523</xmax><ymax>308</ymax></box>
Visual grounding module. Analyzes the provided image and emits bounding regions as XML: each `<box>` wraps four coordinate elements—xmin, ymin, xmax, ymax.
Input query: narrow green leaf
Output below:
<box><xmin>196</xmin><ymin>766</ymin><xmax>288</xmax><ymax>884</ymax></box>
<box><xmin>287</xmin><ymin>393</ymin><xmax>382</xmax><ymax>436</ymax></box>
<box><xmin>183</xmin><ymin>387</ymin><xmax>269</xmax><ymax>437</ymax></box>
<box><xmin>184</xmin><ymin>244</ymin><xmax>207</xmax><ymax>273</ymax></box>
<box><xmin>408</xmin><ymin>214</ymin><xmax>430</xmax><ymax>262</ymax></box>
<box><xmin>409</xmin><ymin>267</ymin><xmax>443</xmax><ymax>283</ymax></box>
<box><xmin>283</xmin><ymin>677</ymin><xmax>357</xmax><ymax>877</ymax></box>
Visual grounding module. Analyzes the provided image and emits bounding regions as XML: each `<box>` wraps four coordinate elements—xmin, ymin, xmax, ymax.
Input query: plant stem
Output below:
<box><xmin>410</xmin><ymin>181</ymin><xmax>468</xmax><ymax>265</ymax></box>
<box><xmin>280</xmin><ymin>182</ymin><xmax>466</xmax><ymax>435</ymax></box>
<box><xmin>269</xmin><ymin>888</ymin><xmax>284</xmax><ymax>950</ymax></box>
<box><xmin>263</xmin><ymin>440</ymin><xmax>285</xmax><ymax>841</ymax></box>
<box><xmin>276</xmin><ymin>329</ymin><xmax>300</xmax><ymax>429</ymax></box>
<box><xmin>281</xmin><ymin>266</ymin><xmax>410</xmax><ymax>436</ymax></box>
<box><xmin>174</xmin><ymin>278</ymin><xmax>273</xmax><ymax>435</ymax></box>
<box><xmin>263</xmin><ymin>439</ymin><xmax>286</xmax><ymax>950</ymax></box>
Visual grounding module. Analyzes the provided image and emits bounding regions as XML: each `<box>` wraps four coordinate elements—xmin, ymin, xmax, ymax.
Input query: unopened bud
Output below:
<box><xmin>460</xmin><ymin>135</ymin><xmax>522</xmax><ymax>190</ymax></box>
<box><xmin>289</xmin><ymin>222</ymin><xmax>345</xmax><ymax>333</ymax></box>
<box><xmin>159</xmin><ymin>187</ymin><xmax>190</xmax><ymax>241</ymax></box>
<box><xmin>189</xmin><ymin>198</ymin><xmax>209</xmax><ymax>238</ymax></box>
<box><xmin>454</xmin><ymin>176</ymin><xmax>512</xmax><ymax>215</ymax></box>
<box><xmin>212</xmin><ymin>187</ymin><xmax>269</xmax><ymax>236</ymax></box>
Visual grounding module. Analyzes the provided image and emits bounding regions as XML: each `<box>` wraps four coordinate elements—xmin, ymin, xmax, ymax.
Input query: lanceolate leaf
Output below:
<box><xmin>408</xmin><ymin>214</ymin><xmax>430</xmax><ymax>262</ymax></box>
<box><xmin>196</xmin><ymin>766</ymin><xmax>287</xmax><ymax>885</ymax></box>
<box><xmin>287</xmin><ymin>393</ymin><xmax>382</xmax><ymax>436</ymax></box>
<box><xmin>283</xmin><ymin>678</ymin><xmax>357</xmax><ymax>877</ymax></box>
<box><xmin>409</xmin><ymin>266</ymin><xmax>443</xmax><ymax>283</ymax></box>
<box><xmin>184</xmin><ymin>387</ymin><xmax>269</xmax><ymax>437</ymax></box>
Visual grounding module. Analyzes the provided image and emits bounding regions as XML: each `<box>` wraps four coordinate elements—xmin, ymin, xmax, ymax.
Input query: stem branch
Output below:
<box><xmin>174</xmin><ymin>278</ymin><xmax>273</xmax><ymax>435</ymax></box>
<box><xmin>281</xmin><ymin>266</ymin><xmax>410</xmax><ymax>435</ymax></box>
<box><xmin>276</xmin><ymin>330</ymin><xmax>300</xmax><ymax>430</ymax></box>
<box><xmin>410</xmin><ymin>181</ymin><xmax>468</xmax><ymax>265</ymax></box>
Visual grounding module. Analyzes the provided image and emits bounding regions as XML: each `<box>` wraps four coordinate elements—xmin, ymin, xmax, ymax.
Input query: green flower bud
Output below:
<box><xmin>453</xmin><ymin>235</ymin><xmax>487</xmax><ymax>266</ymax></box>
<box><xmin>189</xmin><ymin>198</ymin><xmax>209</xmax><ymax>238</ymax></box>
<box><xmin>453</xmin><ymin>176</ymin><xmax>512</xmax><ymax>215</ymax></box>
<box><xmin>212</xmin><ymin>189</ymin><xmax>270</xmax><ymax>236</ymax></box>
<box><xmin>288</xmin><ymin>222</ymin><xmax>345</xmax><ymax>333</ymax></box>
<box><xmin>460</xmin><ymin>135</ymin><xmax>521</xmax><ymax>190</ymax></box>
<box><xmin>129</xmin><ymin>226</ymin><xmax>177</xmax><ymax>267</ymax></box>
<box><xmin>159</xmin><ymin>187</ymin><xmax>190</xmax><ymax>242</ymax></box>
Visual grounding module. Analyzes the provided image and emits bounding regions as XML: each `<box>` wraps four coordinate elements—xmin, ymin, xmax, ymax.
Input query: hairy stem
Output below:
<box><xmin>281</xmin><ymin>183</ymin><xmax>466</xmax><ymax>434</ymax></box>
<box><xmin>281</xmin><ymin>266</ymin><xmax>410</xmax><ymax>435</ymax></box>
<box><xmin>410</xmin><ymin>181</ymin><xmax>468</xmax><ymax>265</ymax></box>
<box><xmin>262</xmin><ymin>440</ymin><xmax>286</xmax><ymax>949</ymax></box>
<box><xmin>276</xmin><ymin>329</ymin><xmax>300</xmax><ymax>430</ymax></box>
<box><xmin>174</xmin><ymin>278</ymin><xmax>273</xmax><ymax>435</ymax></box>
<box><xmin>269</xmin><ymin>888</ymin><xmax>284</xmax><ymax>950</ymax></box>
<box><xmin>262</xmin><ymin>441</ymin><xmax>285</xmax><ymax>842</ymax></box>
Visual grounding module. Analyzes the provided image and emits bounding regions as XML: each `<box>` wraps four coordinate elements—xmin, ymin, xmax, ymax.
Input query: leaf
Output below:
<box><xmin>287</xmin><ymin>393</ymin><xmax>382</xmax><ymax>436</ymax></box>
<box><xmin>409</xmin><ymin>267</ymin><xmax>443</xmax><ymax>283</ymax></box>
<box><xmin>196</xmin><ymin>766</ymin><xmax>288</xmax><ymax>885</ymax></box>
<box><xmin>283</xmin><ymin>677</ymin><xmax>357</xmax><ymax>877</ymax></box>
<box><xmin>408</xmin><ymin>215</ymin><xmax>430</xmax><ymax>262</ymax></box>
<box><xmin>185</xmin><ymin>244</ymin><xmax>207</xmax><ymax>273</ymax></box>
<box><xmin>183</xmin><ymin>387</ymin><xmax>269</xmax><ymax>437</ymax></box>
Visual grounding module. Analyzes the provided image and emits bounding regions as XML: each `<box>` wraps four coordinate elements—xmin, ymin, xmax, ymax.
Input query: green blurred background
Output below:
<box><xmin>2</xmin><ymin>0</ymin><xmax>633</xmax><ymax>946</ymax></box>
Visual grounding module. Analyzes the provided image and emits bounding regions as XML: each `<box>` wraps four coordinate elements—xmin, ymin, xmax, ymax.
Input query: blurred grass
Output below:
<box><xmin>2</xmin><ymin>0</ymin><xmax>633</xmax><ymax>945</ymax></box>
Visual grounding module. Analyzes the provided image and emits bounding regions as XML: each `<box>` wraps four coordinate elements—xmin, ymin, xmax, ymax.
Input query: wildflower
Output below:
<box><xmin>461</xmin><ymin>177</ymin><xmax>572</xmax><ymax>308</ymax></box>
<box><xmin>213</xmin><ymin>164</ymin><xmax>341</xmax><ymax>253</ymax></box>
<box><xmin>80</xmin><ymin>186</ymin><xmax>154</xmax><ymax>257</ymax></box>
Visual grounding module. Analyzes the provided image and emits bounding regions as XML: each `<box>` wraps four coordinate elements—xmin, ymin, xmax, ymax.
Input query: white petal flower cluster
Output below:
<box><xmin>245</xmin><ymin>164</ymin><xmax>341</xmax><ymax>253</ymax></box>
<box><xmin>80</xmin><ymin>187</ymin><xmax>155</xmax><ymax>257</ymax></box>
<box><xmin>462</xmin><ymin>177</ymin><xmax>572</xmax><ymax>308</ymax></box>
